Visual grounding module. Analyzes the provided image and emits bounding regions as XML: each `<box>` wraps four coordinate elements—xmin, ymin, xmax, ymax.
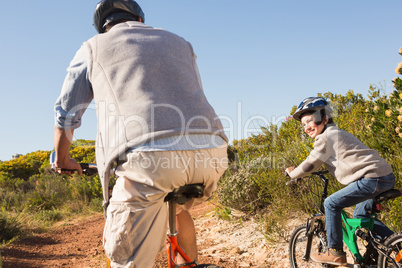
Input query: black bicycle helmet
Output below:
<box><xmin>94</xmin><ymin>0</ymin><xmax>145</xmax><ymax>33</ymax></box>
<box><xmin>293</xmin><ymin>97</ymin><xmax>331</xmax><ymax>121</ymax></box>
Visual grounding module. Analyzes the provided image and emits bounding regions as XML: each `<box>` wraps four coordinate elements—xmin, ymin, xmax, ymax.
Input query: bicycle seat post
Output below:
<box><xmin>168</xmin><ymin>200</ymin><xmax>177</xmax><ymax>236</ymax></box>
<box><xmin>164</xmin><ymin>184</ymin><xmax>205</xmax><ymax>237</ymax></box>
<box><xmin>163</xmin><ymin>184</ymin><xmax>205</xmax><ymax>268</ymax></box>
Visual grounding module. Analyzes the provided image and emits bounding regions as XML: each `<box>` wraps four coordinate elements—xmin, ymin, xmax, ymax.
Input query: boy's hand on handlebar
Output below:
<box><xmin>285</xmin><ymin>166</ymin><xmax>295</xmax><ymax>177</ymax></box>
<box><xmin>285</xmin><ymin>167</ymin><xmax>300</xmax><ymax>185</ymax></box>
<box><xmin>54</xmin><ymin>157</ymin><xmax>82</xmax><ymax>175</ymax></box>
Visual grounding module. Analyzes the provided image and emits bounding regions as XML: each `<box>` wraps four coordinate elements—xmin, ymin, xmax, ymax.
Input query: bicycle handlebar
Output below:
<box><xmin>285</xmin><ymin>170</ymin><xmax>329</xmax><ymax>186</ymax></box>
<box><xmin>50</xmin><ymin>151</ymin><xmax>99</xmax><ymax>176</ymax></box>
<box><xmin>79</xmin><ymin>163</ymin><xmax>98</xmax><ymax>175</ymax></box>
<box><xmin>285</xmin><ymin>178</ymin><xmax>300</xmax><ymax>185</ymax></box>
<box><xmin>311</xmin><ymin>170</ymin><xmax>329</xmax><ymax>176</ymax></box>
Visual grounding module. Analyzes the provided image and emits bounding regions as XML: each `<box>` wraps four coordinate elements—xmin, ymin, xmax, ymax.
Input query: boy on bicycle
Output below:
<box><xmin>285</xmin><ymin>97</ymin><xmax>395</xmax><ymax>266</ymax></box>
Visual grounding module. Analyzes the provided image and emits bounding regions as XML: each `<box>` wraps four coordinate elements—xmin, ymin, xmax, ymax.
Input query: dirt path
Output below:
<box><xmin>0</xmin><ymin>202</ymin><xmax>290</xmax><ymax>267</ymax></box>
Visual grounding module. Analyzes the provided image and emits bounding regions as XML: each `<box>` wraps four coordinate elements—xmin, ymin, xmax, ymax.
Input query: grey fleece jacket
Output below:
<box><xmin>289</xmin><ymin>124</ymin><xmax>393</xmax><ymax>185</ymax></box>
<box><xmin>84</xmin><ymin>21</ymin><xmax>227</xmax><ymax>206</ymax></box>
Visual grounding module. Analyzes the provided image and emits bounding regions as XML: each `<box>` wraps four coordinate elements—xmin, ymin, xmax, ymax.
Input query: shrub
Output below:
<box><xmin>217</xmin><ymin>160</ymin><xmax>265</xmax><ymax>212</ymax></box>
<box><xmin>0</xmin><ymin>151</ymin><xmax>51</xmax><ymax>182</ymax></box>
<box><xmin>36</xmin><ymin>209</ymin><xmax>64</xmax><ymax>223</ymax></box>
<box><xmin>0</xmin><ymin>212</ymin><xmax>21</xmax><ymax>243</ymax></box>
<box><xmin>25</xmin><ymin>174</ymin><xmax>70</xmax><ymax>211</ymax></box>
<box><xmin>385</xmin><ymin>195</ymin><xmax>402</xmax><ymax>232</ymax></box>
<box><xmin>69</xmin><ymin>174</ymin><xmax>103</xmax><ymax>203</ymax></box>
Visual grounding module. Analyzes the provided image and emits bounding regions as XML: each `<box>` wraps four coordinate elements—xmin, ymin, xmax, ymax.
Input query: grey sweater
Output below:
<box><xmin>289</xmin><ymin>124</ymin><xmax>393</xmax><ymax>185</ymax></box>
<box><xmin>84</xmin><ymin>21</ymin><xmax>227</xmax><ymax>205</ymax></box>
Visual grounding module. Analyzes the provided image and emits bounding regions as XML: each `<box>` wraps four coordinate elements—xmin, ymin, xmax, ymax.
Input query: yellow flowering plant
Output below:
<box><xmin>396</xmin><ymin>63</ymin><xmax>402</xmax><ymax>75</ymax></box>
<box><xmin>385</xmin><ymin>110</ymin><xmax>392</xmax><ymax>117</ymax></box>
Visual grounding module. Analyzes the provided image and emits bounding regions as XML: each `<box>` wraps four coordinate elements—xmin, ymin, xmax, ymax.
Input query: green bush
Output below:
<box><xmin>0</xmin><ymin>151</ymin><xmax>51</xmax><ymax>182</ymax></box>
<box><xmin>69</xmin><ymin>174</ymin><xmax>103</xmax><ymax>203</ymax></box>
<box><xmin>25</xmin><ymin>174</ymin><xmax>70</xmax><ymax>211</ymax></box>
<box><xmin>0</xmin><ymin>212</ymin><xmax>21</xmax><ymax>243</ymax></box>
<box><xmin>36</xmin><ymin>209</ymin><xmax>64</xmax><ymax>223</ymax></box>
<box><xmin>218</xmin><ymin>158</ymin><xmax>270</xmax><ymax>212</ymax></box>
<box><xmin>386</xmin><ymin>197</ymin><xmax>402</xmax><ymax>232</ymax></box>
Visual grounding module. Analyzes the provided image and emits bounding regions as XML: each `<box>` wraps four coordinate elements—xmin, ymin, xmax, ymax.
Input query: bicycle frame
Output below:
<box><xmin>166</xmin><ymin>235</ymin><xmax>196</xmax><ymax>268</ymax></box>
<box><xmin>166</xmin><ymin>200</ymin><xmax>197</xmax><ymax>268</ymax></box>
<box><xmin>303</xmin><ymin>171</ymin><xmax>382</xmax><ymax>263</ymax></box>
<box><xmin>303</xmin><ymin>212</ymin><xmax>326</xmax><ymax>261</ymax></box>
<box><xmin>341</xmin><ymin>210</ymin><xmax>374</xmax><ymax>262</ymax></box>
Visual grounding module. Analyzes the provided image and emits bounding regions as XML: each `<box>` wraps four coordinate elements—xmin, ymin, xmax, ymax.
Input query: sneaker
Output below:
<box><xmin>310</xmin><ymin>248</ymin><xmax>347</xmax><ymax>266</ymax></box>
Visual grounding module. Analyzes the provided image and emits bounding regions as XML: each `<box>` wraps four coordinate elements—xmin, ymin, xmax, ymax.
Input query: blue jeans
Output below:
<box><xmin>324</xmin><ymin>173</ymin><xmax>395</xmax><ymax>249</ymax></box>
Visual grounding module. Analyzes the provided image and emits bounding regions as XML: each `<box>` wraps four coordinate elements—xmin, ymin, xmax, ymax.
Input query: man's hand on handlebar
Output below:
<box><xmin>54</xmin><ymin>157</ymin><xmax>82</xmax><ymax>175</ymax></box>
<box><xmin>50</xmin><ymin>151</ymin><xmax>99</xmax><ymax>176</ymax></box>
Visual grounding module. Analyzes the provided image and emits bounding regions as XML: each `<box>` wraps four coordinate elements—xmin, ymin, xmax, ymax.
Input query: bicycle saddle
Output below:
<box><xmin>164</xmin><ymin>184</ymin><xmax>205</xmax><ymax>205</ymax></box>
<box><xmin>374</xmin><ymin>189</ymin><xmax>402</xmax><ymax>204</ymax></box>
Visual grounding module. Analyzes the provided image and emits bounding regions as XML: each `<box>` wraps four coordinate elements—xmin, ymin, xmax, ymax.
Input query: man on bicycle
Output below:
<box><xmin>53</xmin><ymin>0</ymin><xmax>228</xmax><ymax>267</ymax></box>
<box><xmin>285</xmin><ymin>97</ymin><xmax>395</xmax><ymax>266</ymax></box>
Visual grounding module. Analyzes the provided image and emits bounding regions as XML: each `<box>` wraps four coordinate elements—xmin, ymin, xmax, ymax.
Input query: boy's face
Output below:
<box><xmin>301</xmin><ymin>114</ymin><xmax>327</xmax><ymax>138</ymax></box>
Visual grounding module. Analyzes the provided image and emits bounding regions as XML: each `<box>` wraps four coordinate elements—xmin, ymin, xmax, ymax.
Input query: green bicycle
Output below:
<box><xmin>288</xmin><ymin>170</ymin><xmax>402</xmax><ymax>268</ymax></box>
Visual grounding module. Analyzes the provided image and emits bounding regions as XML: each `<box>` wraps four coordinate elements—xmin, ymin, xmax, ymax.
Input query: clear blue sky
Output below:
<box><xmin>1</xmin><ymin>0</ymin><xmax>401</xmax><ymax>161</ymax></box>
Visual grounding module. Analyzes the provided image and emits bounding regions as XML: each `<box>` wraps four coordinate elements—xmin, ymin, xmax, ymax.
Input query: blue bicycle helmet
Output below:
<box><xmin>293</xmin><ymin>97</ymin><xmax>331</xmax><ymax>121</ymax></box>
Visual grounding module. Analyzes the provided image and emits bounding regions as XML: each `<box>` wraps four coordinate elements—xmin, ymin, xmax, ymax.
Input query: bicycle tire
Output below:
<box><xmin>377</xmin><ymin>231</ymin><xmax>402</xmax><ymax>268</ymax></box>
<box><xmin>289</xmin><ymin>224</ymin><xmax>328</xmax><ymax>268</ymax></box>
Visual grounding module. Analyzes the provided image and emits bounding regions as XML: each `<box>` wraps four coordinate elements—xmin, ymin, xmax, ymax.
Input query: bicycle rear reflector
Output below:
<box><xmin>396</xmin><ymin>249</ymin><xmax>402</xmax><ymax>263</ymax></box>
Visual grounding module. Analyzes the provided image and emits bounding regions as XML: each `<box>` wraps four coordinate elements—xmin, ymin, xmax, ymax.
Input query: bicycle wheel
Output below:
<box><xmin>289</xmin><ymin>224</ymin><xmax>328</xmax><ymax>268</ymax></box>
<box><xmin>377</xmin><ymin>232</ymin><xmax>402</xmax><ymax>268</ymax></box>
